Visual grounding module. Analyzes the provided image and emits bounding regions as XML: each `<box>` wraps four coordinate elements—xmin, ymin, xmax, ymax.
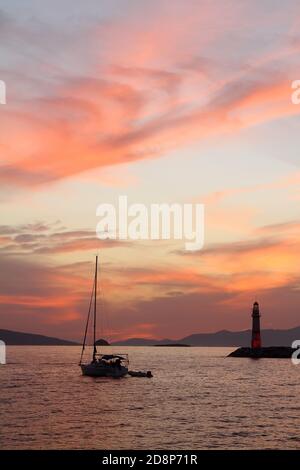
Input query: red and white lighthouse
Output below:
<box><xmin>251</xmin><ymin>301</ymin><xmax>261</xmax><ymax>349</ymax></box>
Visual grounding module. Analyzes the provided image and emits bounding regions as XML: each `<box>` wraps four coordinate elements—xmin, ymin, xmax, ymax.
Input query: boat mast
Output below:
<box><xmin>93</xmin><ymin>255</ymin><xmax>98</xmax><ymax>361</ymax></box>
<box><xmin>79</xmin><ymin>277</ymin><xmax>95</xmax><ymax>365</ymax></box>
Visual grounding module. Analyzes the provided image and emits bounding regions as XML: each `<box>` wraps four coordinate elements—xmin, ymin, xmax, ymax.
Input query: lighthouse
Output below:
<box><xmin>251</xmin><ymin>301</ymin><xmax>261</xmax><ymax>349</ymax></box>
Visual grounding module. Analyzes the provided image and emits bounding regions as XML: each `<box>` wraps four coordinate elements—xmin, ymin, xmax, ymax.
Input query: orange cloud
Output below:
<box><xmin>1</xmin><ymin>223</ymin><xmax>300</xmax><ymax>340</ymax></box>
<box><xmin>1</xmin><ymin>3</ymin><xmax>299</xmax><ymax>188</ymax></box>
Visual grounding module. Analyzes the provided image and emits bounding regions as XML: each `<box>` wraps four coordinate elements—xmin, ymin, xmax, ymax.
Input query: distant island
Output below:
<box><xmin>153</xmin><ymin>343</ymin><xmax>190</xmax><ymax>347</ymax></box>
<box><xmin>95</xmin><ymin>338</ymin><xmax>110</xmax><ymax>346</ymax></box>
<box><xmin>0</xmin><ymin>329</ymin><xmax>79</xmax><ymax>346</ymax></box>
<box><xmin>111</xmin><ymin>326</ymin><xmax>300</xmax><ymax>347</ymax></box>
<box><xmin>2</xmin><ymin>326</ymin><xmax>300</xmax><ymax>347</ymax></box>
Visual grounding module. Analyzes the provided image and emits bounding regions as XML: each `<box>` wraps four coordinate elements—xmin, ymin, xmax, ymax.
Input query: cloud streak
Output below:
<box><xmin>0</xmin><ymin>222</ymin><xmax>128</xmax><ymax>255</ymax></box>
<box><xmin>1</xmin><ymin>1</ymin><xmax>300</xmax><ymax>188</ymax></box>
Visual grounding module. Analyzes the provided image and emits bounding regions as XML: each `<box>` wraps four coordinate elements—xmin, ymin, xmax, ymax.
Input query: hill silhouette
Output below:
<box><xmin>0</xmin><ymin>329</ymin><xmax>79</xmax><ymax>345</ymax></box>
<box><xmin>111</xmin><ymin>326</ymin><xmax>300</xmax><ymax>347</ymax></box>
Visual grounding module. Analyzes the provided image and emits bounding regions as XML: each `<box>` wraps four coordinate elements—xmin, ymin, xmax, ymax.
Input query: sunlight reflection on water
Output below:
<box><xmin>0</xmin><ymin>346</ymin><xmax>300</xmax><ymax>449</ymax></box>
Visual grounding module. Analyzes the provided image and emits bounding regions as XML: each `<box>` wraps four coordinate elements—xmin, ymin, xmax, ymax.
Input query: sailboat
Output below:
<box><xmin>79</xmin><ymin>255</ymin><xmax>129</xmax><ymax>377</ymax></box>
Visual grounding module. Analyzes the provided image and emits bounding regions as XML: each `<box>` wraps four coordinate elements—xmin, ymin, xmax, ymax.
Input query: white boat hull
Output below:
<box><xmin>81</xmin><ymin>363</ymin><xmax>128</xmax><ymax>378</ymax></box>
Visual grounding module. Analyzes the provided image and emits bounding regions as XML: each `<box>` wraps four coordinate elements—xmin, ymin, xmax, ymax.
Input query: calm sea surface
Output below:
<box><xmin>1</xmin><ymin>346</ymin><xmax>300</xmax><ymax>449</ymax></box>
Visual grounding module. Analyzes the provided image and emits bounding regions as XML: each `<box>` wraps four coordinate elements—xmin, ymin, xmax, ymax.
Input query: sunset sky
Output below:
<box><xmin>1</xmin><ymin>0</ymin><xmax>300</xmax><ymax>341</ymax></box>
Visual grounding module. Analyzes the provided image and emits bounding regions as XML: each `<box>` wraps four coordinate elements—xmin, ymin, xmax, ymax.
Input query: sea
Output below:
<box><xmin>1</xmin><ymin>346</ymin><xmax>300</xmax><ymax>449</ymax></box>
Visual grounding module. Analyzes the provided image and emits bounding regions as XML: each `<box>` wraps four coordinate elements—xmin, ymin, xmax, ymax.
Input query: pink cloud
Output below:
<box><xmin>1</xmin><ymin>2</ymin><xmax>299</xmax><ymax>188</ymax></box>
